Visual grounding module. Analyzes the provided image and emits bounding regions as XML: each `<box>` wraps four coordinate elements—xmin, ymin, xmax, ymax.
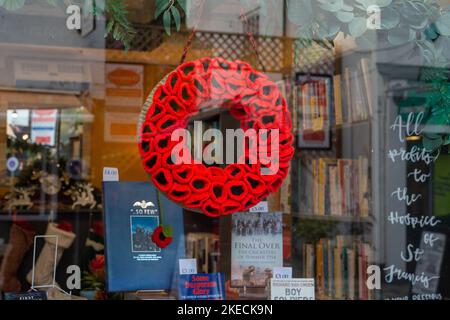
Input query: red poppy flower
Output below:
<box><xmin>90</xmin><ymin>254</ymin><xmax>105</xmax><ymax>272</ymax></box>
<box><xmin>57</xmin><ymin>220</ymin><xmax>73</xmax><ymax>233</ymax></box>
<box><xmin>152</xmin><ymin>225</ymin><xmax>173</xmax><ymax>249</ymax></box>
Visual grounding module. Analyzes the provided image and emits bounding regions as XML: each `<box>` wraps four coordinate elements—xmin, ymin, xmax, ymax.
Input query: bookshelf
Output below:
<box><xmin>287</xmin><ymin>46</ymin><xmax>378</xmax><ymax>300</ymax></box>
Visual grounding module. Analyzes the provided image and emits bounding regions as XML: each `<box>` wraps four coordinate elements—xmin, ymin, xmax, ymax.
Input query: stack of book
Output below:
<box><xmin>333</xmin><ymin>58</ymin><xmax>373</xmax><ymax>125</ymax></box>
<box><xmin>186</xmin><ymin>232</ymin><xmax>220</xmax><ymax>274</ymax></box>
<box><xmin>299</xmin><ymin>156</ymin><xmax>370</xmax><ymax>217</ymax></box>
<box><xmin>297</xmin><ymin>235</ymin><xmax>373</xmax><ymax>300</ymax></box>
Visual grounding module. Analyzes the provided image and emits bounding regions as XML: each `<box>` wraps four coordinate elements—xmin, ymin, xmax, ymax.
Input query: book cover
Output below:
<box><xmin>178</xmin><ymin>273</ymin><xmax>225</xmax><ymax>300</ymax></box>
<box><xmin>231</xmin><ymin>212</ymin><xmax>283</xmax><ymax>288</ymax></box>
<box><xmin>102</xmin><ymin>181</ymin><xmax>185</xmax><ymax>292</ymax></box>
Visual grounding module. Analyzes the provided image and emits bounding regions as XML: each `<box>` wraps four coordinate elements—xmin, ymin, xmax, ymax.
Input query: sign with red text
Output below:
<box><xmin>178</xmin><ymin>273</ymin><xmax>225</xmax><ymax>300</ymax></box>
<box><xmin>31</xmin><ymin>109</ymin><xmax>57</xmax><ymax>146</ymax></box>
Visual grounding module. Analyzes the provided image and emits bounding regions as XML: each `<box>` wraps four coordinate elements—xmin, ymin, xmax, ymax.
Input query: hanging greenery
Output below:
<box><xmin>154</xmin><ymin>0</ymin><xmax>186</xmax><ymax>35</ymax></box>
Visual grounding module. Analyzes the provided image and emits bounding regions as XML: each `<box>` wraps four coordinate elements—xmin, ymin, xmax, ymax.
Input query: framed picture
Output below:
<box><xmin>295</xmin><ymin>73</ymin><xmax>332</xmax><ymax>149</ymax></box>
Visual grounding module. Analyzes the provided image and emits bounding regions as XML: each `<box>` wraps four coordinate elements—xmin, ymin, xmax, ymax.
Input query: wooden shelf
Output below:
<box><xmin>292</xmin><ymin>212</ymin><xmax>373</xmax><ymax>224</ymax></box>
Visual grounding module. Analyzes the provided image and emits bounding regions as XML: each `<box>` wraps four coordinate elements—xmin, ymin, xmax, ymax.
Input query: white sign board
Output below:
<box><xmin>272</xmin><ymin>267</ymin><xmax>292</xmax><ymax>279</ymax></box>
<box><xmin>270</xmin><ymin>278</ymin><xmax>315</xmax><ymax>300</ymax></box>
<box><xmin>179</xmin><ymin>259</ymin><xmax>197</xmax><ymax>275</ymax></box>
<box><xmin>31</xmin><ymin>109</ymin><xmax>57</xmax><ymax>146</ymax></box>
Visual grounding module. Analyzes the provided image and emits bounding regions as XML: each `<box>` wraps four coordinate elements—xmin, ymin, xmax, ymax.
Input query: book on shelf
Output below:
<box><xmin>186</xmin><ymin>232</ymin><xmax>220</xmax><ymax>274</ymax></box>
<box><xmin>298</xmin><ymin>235</ymin><xmax>373</xmax><ymax>300</ymax></box>
<box><xmin>298</xmin><ymin>156</ymin><xmax>370</xmax><ymax>217</ymax></box>
<box><xmin>336</xmin><ymin>60</ymin><xmax>373</xmax><ymax>124</ymax></box>
<box><xmin>333</xmin><ymin>74</ymin><xmax>343</xmax><ymax>126</ymax></box>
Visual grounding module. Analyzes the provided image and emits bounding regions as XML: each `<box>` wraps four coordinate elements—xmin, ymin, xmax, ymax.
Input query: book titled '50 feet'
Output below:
<box><xmin>102</xmin><ymin>182</ymin><xmax>185</xmax><ymax>292</ymax></box>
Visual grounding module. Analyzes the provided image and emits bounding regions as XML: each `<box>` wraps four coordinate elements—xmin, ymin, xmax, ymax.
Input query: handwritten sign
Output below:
<box><xmin>383</xmin><ymin>110</ymin><xmax>443</xmax><ymax>299</ymax></box>
<box><xmin>270</xmin><ymin>278</ymin><xmax>315</xmax><ymax>300</ymax></box>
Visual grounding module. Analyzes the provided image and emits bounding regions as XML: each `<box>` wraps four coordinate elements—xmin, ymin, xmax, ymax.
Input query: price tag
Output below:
<box><xmin>273</xmin><ymin>267</ymin><xmax>292</xmax><ymax>279</ymax></box>
<box><xmin>179</xmin><ymin>258</ymin><xmax>197</xmax><ymax>275</ymax></box>
<box><xmin>103</xmin><ymin>167</ymin><xmax>119</xmax><ymax>181</ymax></box>
<box><xmin>249</xmin><ymin>201</ymin><xmax>268</xmax><ymax>213</ymax></box>
<box><xmin>270</xmin><ymin>278</ymin><xmax>315</xmax><ymax>300</ymax></box>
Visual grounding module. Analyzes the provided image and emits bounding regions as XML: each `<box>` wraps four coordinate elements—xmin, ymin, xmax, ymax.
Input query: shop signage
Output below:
<box><xmin>6</xmin><ymin>156</ymin><xmax>19</xmax><ymax>172</ymax></box>
<box><xmin>179</xmin><ymin>258</ymin><xmax>197</xmax><ymax>275</ymax></box>
<box><xmin>31</xmin><ymin>109</ymin><xmax>57</xmax><ymax>146</ymax></box>
<box><xmin>270</xmin><ymin>278</ymin><xmax>315</xmax><ymax>300</ymax></box>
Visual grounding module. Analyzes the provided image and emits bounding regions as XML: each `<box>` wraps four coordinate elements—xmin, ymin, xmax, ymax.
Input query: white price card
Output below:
<box><xmin>179</xmin><ymin>259</ymin><xmax>197</xmax><ymax>275</ymax></box>
<box><xmin>272</xmin><ymin>267</ymin><xmax>292</xmax><ymax>279</ymax></box>
<box><xmin>103</xmin><ymin>167</ymin><xmax>119</xmax><ymax>182</ymax></box>
<box><xmin>249</xmin><ymin>201</ymin><xmax>268</xmax><ymax>213</ymax></box>
<box><xmin>270</xmin><ymin>278</ymin><xmax>315</xmax><ymax>300</ymax></box>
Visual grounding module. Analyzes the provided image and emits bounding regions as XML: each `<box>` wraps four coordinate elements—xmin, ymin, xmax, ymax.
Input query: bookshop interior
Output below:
<box><xmin>0</xmin><ymin>0</ymin><xmax>450</xmax><ymax>301</ymax></box>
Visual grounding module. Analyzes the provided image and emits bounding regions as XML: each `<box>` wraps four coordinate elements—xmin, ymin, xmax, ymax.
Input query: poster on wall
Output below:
<box><xmin>105</xmin><ymin>63</ymin><xmax>144</xmax><ymax>111</ymax></box>
<box><xmin>103</xmin><ymin>112</ymin><xmax>139</xmax><ymax>142</ymax></box>
<box><xmin>31</xmin><ymin>109</ymin><xmax>58</xmax><ymax>146</ymax></box>
<box><xmin>231</xmin><ymin>212</ymin><xmax>283</xmax><ymax>288</ymax></box>
<box><xmin>102</xmin><ymin>181</ymin><xmax>185</xmax><ymax>292</ymax></box>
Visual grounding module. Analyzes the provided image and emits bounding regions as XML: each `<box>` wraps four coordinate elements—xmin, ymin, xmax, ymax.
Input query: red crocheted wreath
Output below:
<box><xmin>138</xmin><ymin>57</ymin><xmax>294</xmax><ymax>217</ymax></box>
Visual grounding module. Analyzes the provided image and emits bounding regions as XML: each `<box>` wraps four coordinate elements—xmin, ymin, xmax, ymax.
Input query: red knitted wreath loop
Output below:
<box><xmin>138</xmin><ymin>57</ymin><xmax>293</xmax><ymax>217</ymax></box>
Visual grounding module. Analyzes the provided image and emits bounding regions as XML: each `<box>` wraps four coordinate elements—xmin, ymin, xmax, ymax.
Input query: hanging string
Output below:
<box><xmin>239</xmin><ymin>7</ymin><xmax>266</xmax><ymax>73</ymax></box>
<box><xmin>180</xmin><ymin>0</ymin><xmax>267</xmax><ymax>73</ymax></box>
<box><xmin>180</xmin><ymin>0</ymin><xmax>207</xmax><ymax>65</ymax></box>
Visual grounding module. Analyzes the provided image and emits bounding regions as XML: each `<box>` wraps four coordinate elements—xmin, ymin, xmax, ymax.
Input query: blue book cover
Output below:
<box><xmin>102</xmin><ymin>181</ymin><xmax>185</xmax><ymax>292</ymax></box>
<box><xmin>178</xmin><ymin>273</ymin><xmax>225</xmax><ymax>300</ymax></box>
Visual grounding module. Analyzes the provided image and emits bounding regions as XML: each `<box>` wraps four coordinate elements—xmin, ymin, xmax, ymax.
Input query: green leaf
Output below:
<box><xmin>336</xmin><ymin>11</ymin><xmax>354</xmax><ymax>23</ymax></box>
<box><xmin>155</xmin><ymin>0</ymin><xmax>169</xmax><ymax>18</ymax></box>
<box><xmin>316</xmin><ymin>18</ymin><xmax>341</xmax><ymax>39</ymax></box>
<box><xmin>1</xmin><ymin>0</ymin><xmax>26</xmax><ymax>10</ymax></box>
<box><xmin>287</xmin><ymin>0</ymin><xmax>312</xmax><ymax>26</ymax></box>
<box><xmin>436</xmin><ymin>13</ymin><xmax>450</xmax><ymax>36</ymax></box>
<box><xmin>162</xmin><ymin>225</ymin><xmax>173</xmax><ymax>237</ymax></box>
<box><xmin>436</xmin><ymin>36</ymin><xmax>450</xmax><ymax>60</ymax></box>
<box><xmin>422</xmin><ymin>136</ymin><xmax>442</xmax><ymax>152</ymax></box>
<box><xmin>375</xmin><ymin>0</ymin><xmax>392</xmax><ymax>7</ymax></box>
<box><xmin>318</xmin><ymin>0</ymin><xmax>343</xmax><ymax>13</ymax></box>
<box><xmin>348</xmin><ymin>17</ymin><xmax>367</xmax><ymax>38</ymax></box>
<box><xmin>171</xmin><ymin>6</ymin><xmax>181</xmax><ymax>31</ymax></box>
<box><xmin>380</xmin><ymin>7</ymin><xmax>400</xmax><ymax>30</ymax></box>
<box><xmin>163</xmin><ymin>10</ymin><xmax>171</xmax><ymax>35</ymax></box>
<box><xmin>177</xmin><ymin>0</ymin><xmax>186</xmax><ymax>14</ymax></box>
<box><xmin>387</xmin><ymin>27</ymin><xmax>415</xmax><ymax>45</ymax></box>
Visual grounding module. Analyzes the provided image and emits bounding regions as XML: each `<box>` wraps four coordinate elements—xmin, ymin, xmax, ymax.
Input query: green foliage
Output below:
<box><xmin>155</xmin><ymin>0</ymin><xmax>186</xmax><ymax>35</ymax></box>
<box><xmin>102</xmin><ymin>0</ymin><xmax>136</xmax><ymax>50</ymax></box>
